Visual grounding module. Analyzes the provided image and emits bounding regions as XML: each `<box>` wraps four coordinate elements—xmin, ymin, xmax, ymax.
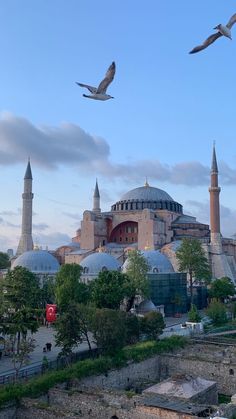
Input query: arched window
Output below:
<box><xmin>153</xmin><ymin>267</ymin><xmax>159</xmax><ymax>273</ymax></box>
<box><xmin>83</xmin><ymin>266</ymin><xmax>89</xmax><ymax>274</ymax></box>
<box><xmin>102</xmin><ymin>266</ymin><xmax>107</xmax><ymax>272</ymax></box>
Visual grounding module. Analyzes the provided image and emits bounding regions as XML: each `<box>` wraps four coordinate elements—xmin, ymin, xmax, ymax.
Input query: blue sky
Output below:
<box><xmin>0</xmin><ymin>0</ymin><xmax>236</xmax><ymax>251</ymax></box>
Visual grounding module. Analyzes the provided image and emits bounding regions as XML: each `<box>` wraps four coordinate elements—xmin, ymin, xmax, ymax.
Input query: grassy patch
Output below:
<box><xmin>0</xmin><ymin>335</ymin><xmax>188</xmax><ymax>408</ymax></box>
<box><xmin>218</xmin><ymin>393</ymin><xmax>231</xmax><ymax>404</ymax></box>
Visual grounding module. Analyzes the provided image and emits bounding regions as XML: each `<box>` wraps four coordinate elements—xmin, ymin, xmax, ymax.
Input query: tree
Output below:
<box><xmin>55</xmin><ymin>264</ymin><xmax>90</xmax><ymax>310</ymax></box>
<box><xmin>125</xmin><ymin>250</ymin><xmax>150</xmax><ymax>311</ymax></box>
<box><xmin>205</xmin><ymin>300</ymin><xmax>227</xmax><ymax>326</ymax></box>
<box><xmin>40</xmin><ymin>276</ymin><xmax>56</xmax><ymax>307</ymax></box>
<box><xmin>171</xmin><ymin>293</ymin><xmax>183</xmax><ymax>316</ymax></box>
<box><xmin>0</xmin><ymin>252</ymin><xmax>10</xmax><ymax>269</ymax></box>
<box><xmin>91</xmin><ymin>270</ymin><xmax>130</xmax><ymax>309</ymax></box>
<box><xmin>0</xmin><ymin>267</ymin><xmax>41</xmax><ymax>353</ymax></box>
<box><xmin>188</xmin><ymin>304</ymin><xmax>201</xmax><ymax>323</ymax></box>
<box><xmin>91</xmin><ymin>308</ymin><xmax>127</xmax><ymax>355</ymax></box>
<box><xmin>12</xmin><ymin>337</ymin><xmax>36</xmax><ymax>379</ymax></box>
<box><xmin>124</xmin><ymin>313</ymin><xmax>140</xmax><ymax>344</ymax></box>
<box><xmin>176</xmin><ymin>238</ymin><xmax>211</xmax><ymax>303</ymax></box>
<box><xmin>139</xmin><ymin>311</ymin><xmax>165</xmax><ymax>340</ymax></box>
<box><xmin>55</xmin><ymin>302</ymin><xmax>83</xmax><ymax>357</ymax></box>
<box><xmin>76</xmin><ymin>303</ymin><xmax>94</xmax><ymax>351</ymax></box>
<box><xmin>209</xmin><ymin>277</ymin><xmax>235</xmax><ymax>302</ymax></box>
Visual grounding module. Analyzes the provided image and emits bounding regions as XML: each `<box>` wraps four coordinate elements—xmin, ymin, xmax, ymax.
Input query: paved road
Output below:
<box><xmin>0</xmin><ymin>325</ymin><xmax>92</xmax><ymax>376</ymax></box>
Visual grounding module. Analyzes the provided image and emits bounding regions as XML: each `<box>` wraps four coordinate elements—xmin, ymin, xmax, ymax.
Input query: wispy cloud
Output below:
<box><xmin>32</xmin><ymin>223</ymin><xmax>49</xmax><ymax>231</ymax></box>
<box><xmin>1</xmin><ymin>113</ymin><xmax>236</xmax><ymax>187</ymax></box>
<box><xmin>185</xmin><ymin>199</ymin><xmax>236</xmax><ymax>238</ymax></box>
<box><xmin>0</xmin><ymin>209</ymin><xmax>21</xmax><ymax>217</ymax></box>
<box><xmin>0</xmin><ymin>216</ymin><xmax>20</xmax><ymax>228</ymax></box>
<box><xmin>62</xmin><ymin>212</ymin><xmax>81</xmax><ymax>220</ymax></box>
<box><xmin>33</xmin><ymin>232</ymin><xmax>71</xmax><ymax>249</ymax></box>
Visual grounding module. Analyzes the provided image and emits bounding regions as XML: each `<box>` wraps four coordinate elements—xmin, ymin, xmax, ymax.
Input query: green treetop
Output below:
<box><xmin>188</xmin><ymin>304</ymin><xmax>201</xmax><ymax>323</ymax></box>
<box><xmin>0</xmin><ymin>266</ymin><xmax>41</xmax><ymax>352</ymax></box>
<box><xmin>55</xmin><ymin>264</ymin><xmax>90</xmax><ymax>310</ymax></box>
<box><xmin>209</xmin><ymin>277</ymin><xmax>235</xmax><ymax>302</ymax></box>
<box><xmin>125</xmin><ymin>249</ymin><xmax>150</xmax><ymax>311</ymax></box>
<box><xmin>91</xmin><ymin>270</ymin><xmax>130</xmax><ymax>309</ymax></box>
<box><xmin>0</xmin><ymin>252</ymin><xmax>10</xmax><ymax>269</ymax></box>
<box><xmin>176</xmin><ymin>238</ymin><xmax>211</xmax><ymax>303</ymax></box>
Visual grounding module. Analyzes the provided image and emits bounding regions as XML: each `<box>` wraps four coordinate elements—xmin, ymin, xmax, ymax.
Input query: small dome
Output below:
<box><xmin>12</xmin><ymin>250</ymin><xmax>60</xmax><ymax>274</ymax></box>
<box><xmin>80</xmin><ymin>252</ymin><xmax>121</xmax><ymax>275</ymax></box>
<box><xmin>122</xmin><ymin>250</ymin><xmax>174</xmax><ymax>274</ymax></box>
<box><xmin>120</xmin><ymin>185</ymin><xmax>173</xmax><ymax>202</ymax></box>
<box><xmin>137</xmin><ymin>299</ymin><xmax>157</xmax><ymax>314</ymax></box>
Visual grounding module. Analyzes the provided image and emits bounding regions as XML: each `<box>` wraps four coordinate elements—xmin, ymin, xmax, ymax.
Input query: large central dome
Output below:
<box><xmin>120</xmin><ymin>185</ymin><xmax>173</xmax><ymax>202</ymax></box>
<box><xmin>111</xmin><ymin>183</ymin><xmax>182</xmax><ymax>213</ymax></box>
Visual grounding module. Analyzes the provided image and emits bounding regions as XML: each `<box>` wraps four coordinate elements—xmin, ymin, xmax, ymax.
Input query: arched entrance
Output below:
<box><xmin>109</xmin><ymin>221</ymin><xmax>138</xmax><ymax>244</ymax></box>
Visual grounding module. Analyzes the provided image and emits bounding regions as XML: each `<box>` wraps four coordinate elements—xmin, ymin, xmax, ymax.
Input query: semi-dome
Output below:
<box><xmin>122</xmin><ymin>250</ymin><xmax>174</xmax><ymax>274</ymax></box>
<box><xmin>111</xmin><ymin>183</ymin><xmax>182</xmax><ymax>213</ymax></box>
<box><xmin>120</xmin><ymin>185</ymin><xmax>173</xmax><ymax>202</ymax></box>
<box><xmin>80</xmin><ymin>252</ymin><xmax>121</xmax><ymax>275</ymax></box>
<box><xmin>12</xmin><ymin>250</ymin><xmax>60</xmax><ymax>274</ymax></box>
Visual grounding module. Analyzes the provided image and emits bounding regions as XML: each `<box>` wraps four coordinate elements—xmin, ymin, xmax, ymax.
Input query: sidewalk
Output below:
<box><xmin>0</xmin><ymin>326</ymin><xmax>91</xmax><ymax>375</ymax></box>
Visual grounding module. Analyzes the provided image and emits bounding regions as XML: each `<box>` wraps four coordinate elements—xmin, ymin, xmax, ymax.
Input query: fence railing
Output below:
<box><xmin>0</xmin><ymin>347</ymin><xmax>98</xmax><ymax>386</ymax></box>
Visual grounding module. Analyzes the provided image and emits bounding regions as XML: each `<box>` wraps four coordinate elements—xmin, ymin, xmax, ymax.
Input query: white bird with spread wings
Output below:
<box><xmin>76</xmin><ymin>62</ymin><xmax>116</xmax><ymax>100</ymax></box>
<box><xmin>189</xmin><ymin>13</ymin><xmax>236</xmax><ymax>54</ymax></box>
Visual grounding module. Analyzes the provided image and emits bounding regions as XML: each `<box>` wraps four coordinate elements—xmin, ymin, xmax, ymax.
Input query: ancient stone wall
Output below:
<box><xmin>159</xmin><ymin>353</ymin><xmax>236</xmax><ymax>395</ymax></box>
<box><xmin>77</xmin><ymin>355</ymin><xmax>161</xmax><ymax>390</ymax></box>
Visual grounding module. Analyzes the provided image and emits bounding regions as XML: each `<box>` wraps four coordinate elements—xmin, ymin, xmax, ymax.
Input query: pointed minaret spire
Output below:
<box><xmin>209</xmin><ymin>144</ymin><xmax>221</xmax><ymax>248</ymax></box>
<box><xmin>16</xmin><ymin>160</ymin><xmax>34</xmax><ymax>256</ymax></box>
<box><xmin>211</xmin><ymin>142</ymin><xmax>218</xmax><ymax>174</ymax></box>
<box><xmin>93</xmin><ymin>179</ymin><xmax>101</xmax><ymax>213</ymax></box>
<box><xmin>24</xmin><ymin>158</ymin><xmax>32</xmax><ymax>180</ymax></box>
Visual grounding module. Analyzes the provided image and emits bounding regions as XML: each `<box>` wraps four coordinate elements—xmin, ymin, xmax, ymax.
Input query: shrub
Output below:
<box><xmin>0</xmin><ymin>335</ymin><xmax>188</xmax><ymax>407</ymax></box>
<box><xmin>206</xmin><ymin>300</ymin><xmax>228</xmax><ymax>326</ymax></box>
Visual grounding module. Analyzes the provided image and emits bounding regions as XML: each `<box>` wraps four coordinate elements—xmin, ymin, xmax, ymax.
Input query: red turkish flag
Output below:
<box><xmin>46</xmin><ymin>304</ymin><xmax>57</xmax><ymax>323</ymax></box>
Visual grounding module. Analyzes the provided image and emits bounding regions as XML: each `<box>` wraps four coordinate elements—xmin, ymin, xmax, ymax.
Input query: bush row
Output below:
<box><xmin>0</xmin><ymin>335</ymin><xmax>187</xmax><ymax>407</ymax></box>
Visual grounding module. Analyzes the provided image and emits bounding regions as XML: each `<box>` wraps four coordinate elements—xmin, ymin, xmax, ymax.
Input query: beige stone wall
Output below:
<box><xmin>80</xmin><ymin>211</ymin><xmax>96</xmax><ymax>249</ymax></box>
<box><xmin>65</xmin><ymin>250</ymin><xmax>93</xmax><ymax>265</ymax></box>
<box><xmin>79</xmin><ymin>206</ymin><xmax>181</xmax><ymax>252</ymax></box>
<box><xmin>138</xmin><ymin>405</ymin><xmax>195</xmax><ymax>419</ymax></box>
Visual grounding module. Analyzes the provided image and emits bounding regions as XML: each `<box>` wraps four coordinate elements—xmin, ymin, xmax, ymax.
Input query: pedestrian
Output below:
<box><xmin>0</xmin><ymin>351</ymin><xmax>2</xmax><ymax>360</ymax></box>
<box><xmin>46</xmin><ymin>342</ymin><xmax>52</xmax><ymax>351</ymax></box>
<box><xmin>43</xmin><ymin>347</ymin><xmax>46</xmax><ymax>353</ymax></box>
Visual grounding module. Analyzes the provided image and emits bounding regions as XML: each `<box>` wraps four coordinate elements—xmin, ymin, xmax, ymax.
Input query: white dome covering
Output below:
<box><xmin>80</xmin><ymin>252</ymin><xmax>121</xmax><ymax>275</ymax></box>
<box><xmin>12</xmin><ymin>250</ymin><xmax>60</xmax><ymax>274</ymax></box>
<box><xmin>120</xmin><ymin>185</ymin><xmax>173</xmax><ymax>202</ymax></box>
<box><xmin>122</xmin><ymin>250</ymin><xmax>174</xmax><ymax>274</ymax></box>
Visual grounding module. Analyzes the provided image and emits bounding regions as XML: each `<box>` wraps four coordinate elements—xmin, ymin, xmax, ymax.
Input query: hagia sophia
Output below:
<box><xmin>10</xmin><ymin>145</ymin><xmax>236</xmax><ymax>314</ymax></box>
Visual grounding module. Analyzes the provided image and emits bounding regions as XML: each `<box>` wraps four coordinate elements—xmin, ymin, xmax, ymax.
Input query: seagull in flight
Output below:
<box><xmin>189</xmin><ymin>13</ymin><xmax>236</xmax><ymax>54</ymax></box>
<box><xmin>76</xmin><ymin>62</ymin><xmax>116</xmax><ymax>100</ymax></box>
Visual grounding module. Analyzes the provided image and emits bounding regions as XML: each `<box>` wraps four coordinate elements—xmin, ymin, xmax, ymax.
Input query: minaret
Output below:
<box><xmin>209</xmin><ymin>144</ymin><xmax>221</xmax><ymax>249</ymax></box>
<box><xmin>16</xmin><ymin>160</ymin><xmax>34</xmax><ymax>256</ymax></box>
<box><xmin>93</xmin><ymin>179</ymin><xmax>101</xmax><ymax>213</ymax></box>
